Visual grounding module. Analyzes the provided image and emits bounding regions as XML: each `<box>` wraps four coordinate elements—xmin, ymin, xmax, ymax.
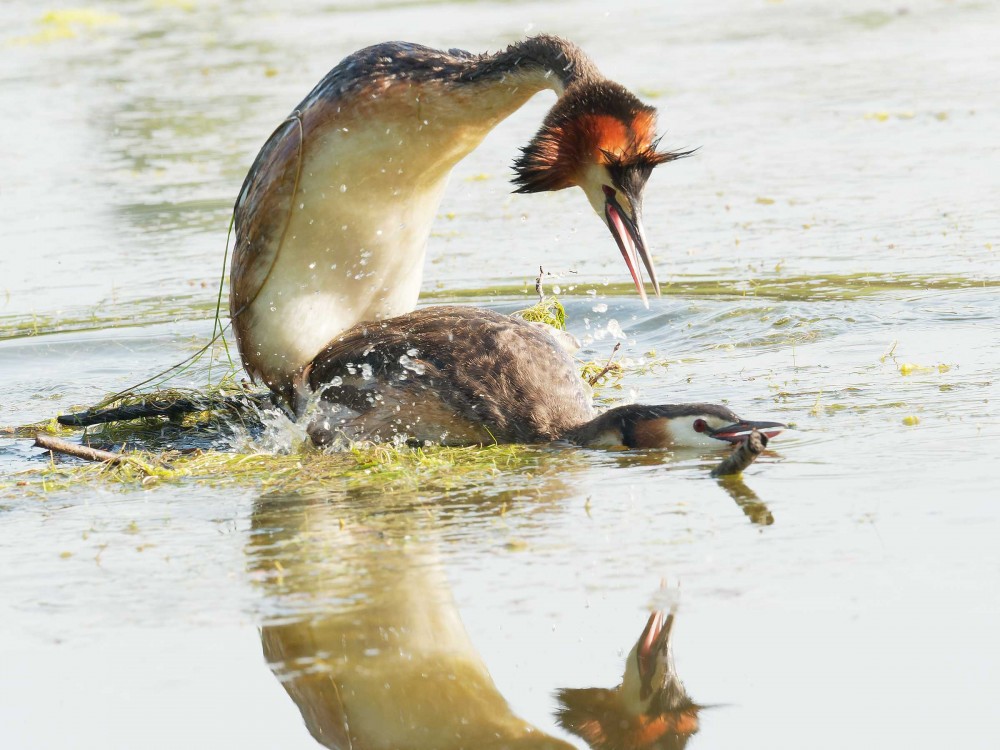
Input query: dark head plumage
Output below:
<box><xmin>512</xmin><ymin>79</ymin><xmax>692</xmax><ymax>194</ymax></box>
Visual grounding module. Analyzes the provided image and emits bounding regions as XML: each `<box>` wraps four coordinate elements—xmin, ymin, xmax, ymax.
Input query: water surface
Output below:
<box><xmin>2</xmin><ymin>1</ymin><xmax>998</xmax><ymax>748</ymax></box>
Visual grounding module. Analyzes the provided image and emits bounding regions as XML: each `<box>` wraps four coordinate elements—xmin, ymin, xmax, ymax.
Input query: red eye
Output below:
<box><xmin>693</xmin><ymin>419</ymin><xmax>708</xmax><ymax>433</ymax></box>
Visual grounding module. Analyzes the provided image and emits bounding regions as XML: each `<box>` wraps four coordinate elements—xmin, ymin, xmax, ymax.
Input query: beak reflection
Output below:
<box><xmin>557</xmin><ymin>607</ymin><xmax>700</xmax><ymax>749</ymax></box>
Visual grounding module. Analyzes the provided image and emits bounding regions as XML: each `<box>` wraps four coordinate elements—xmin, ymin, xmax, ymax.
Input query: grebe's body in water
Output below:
<box><xmin>297</xmin><ymin>306</ymin><xmax>784</xmax><ymax>450</ymax></box>
<box><xmin>231</xmin><ymin>36</ymin><xmax>691</xmax><ymax>403</ymax></box>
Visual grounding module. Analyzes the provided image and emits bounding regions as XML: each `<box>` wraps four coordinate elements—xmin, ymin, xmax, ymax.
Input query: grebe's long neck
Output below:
<box><xmin>297</xmin><ymin>35</ymin><xmax>600</xmax><ymax>114</ymax></box>
<box><xmin>231</xmin><ymin>37</ymin><xmax>602</xmax><ymax>400</ymax></box>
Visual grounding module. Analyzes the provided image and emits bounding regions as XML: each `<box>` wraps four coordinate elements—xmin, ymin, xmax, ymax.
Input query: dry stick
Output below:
<box><xmin>33</xmin><ymin>434</ymin><xmax>130</xmax><ymax>465</ymax></box>
<box><xmin>587</xmin><ymin>342</ymin><xmax>622</xmax><ymax>386</ymax></box>
<box><xmin>711</xmin><ymin>429</ymin><xmax>768</xmax><ymax>477</ymax></box>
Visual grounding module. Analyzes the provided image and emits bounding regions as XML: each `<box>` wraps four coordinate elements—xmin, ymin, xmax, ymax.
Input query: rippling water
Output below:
<box><xmin>1</xmin><ymin>1</ymin><xmax>998</xmax><ymax>748</ymax></box>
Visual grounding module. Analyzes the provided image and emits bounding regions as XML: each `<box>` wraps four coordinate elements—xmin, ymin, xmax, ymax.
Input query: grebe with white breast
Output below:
<box><xmin>232</xmin><ymin>36</ymin><xmax>692</xmax><ymax>403</ymax></box>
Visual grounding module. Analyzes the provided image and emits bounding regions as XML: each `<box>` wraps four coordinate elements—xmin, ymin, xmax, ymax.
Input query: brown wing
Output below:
<box><xmin>229</xmin><ymin>115</ymin><xmax>302</xmax><ymax>333</ymax></box>
<box><xmin>304</xmin><ymin>306</ymin><xmax>595</xmax><ymax>443</ymax></box>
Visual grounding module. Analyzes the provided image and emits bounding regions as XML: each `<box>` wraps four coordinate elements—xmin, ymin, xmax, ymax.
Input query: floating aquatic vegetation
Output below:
<box><xmin>4</xmin><ymin>438</ymin><xmax>542</xmax><ymax>499</ymax></box>
<box><xmin>513</xmin><ymin>296</ymin><xmax>567</xmax><ymax>330</ymax></box>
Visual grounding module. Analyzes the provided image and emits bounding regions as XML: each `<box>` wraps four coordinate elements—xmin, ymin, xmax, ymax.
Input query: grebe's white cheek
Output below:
<box><xmin>577</xmin><ymin>163</ymin><xmax>613</xmax><ymax>219</ymax></box>
<box><xmin>667</xmin><ymin>418</ymin><xmax>727</xmax><ymax>449</ymax></box>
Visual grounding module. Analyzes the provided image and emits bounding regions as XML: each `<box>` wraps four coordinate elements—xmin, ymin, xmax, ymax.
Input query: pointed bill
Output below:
<box><xmin>711</xmin><ymin>420</ymin><xmax>786</xmax><ymax>443</ymax></box>
<box><xmin>606</xmin><ymin>200</ymin><xmax>648</xmax><ymax>307</ymax></box>
<box><xmin>604</xmin><ymin>187</ymin><xmax>659</xmax><ymax>305</ymax></box>
<box><xmin>636</xmin><ymin>609</ymin><xmax>676</xmax><ymax>701</ymax></box>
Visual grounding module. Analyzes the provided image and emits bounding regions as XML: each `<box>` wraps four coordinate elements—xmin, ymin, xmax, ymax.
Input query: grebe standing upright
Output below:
<box><xmin>232</xmin><ymin>36</ymin><xmax>691</xmax><ymax>403</ymax></box>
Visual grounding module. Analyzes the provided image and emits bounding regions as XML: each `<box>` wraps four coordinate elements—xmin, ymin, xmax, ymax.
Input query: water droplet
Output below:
<box><xmin>308</xmin><ymin>262</ymin><xmax>316</xmax><ymax>270</ymax></box>
<box><xmin>339</xmin><ymin>184</ymin><xmax>347</xmax><ymax>193</ymax></box>
<box><xmin>398</xmin><ymin>354</ymin><xmax>426</xmax><ymax>375</ymax></box>
<box><xmin>552</xmin><ymin>285</ymin><xmax>562</xmax><ymax>294</ymax></box>
<box><xmin>329</xmin><ymin>376</ymin><xmax>343</xmax><ymax>387</ymax></box>
<box><xmin>592</xmin><ymin>303</ymin><xmax>608</xmax><ymax>313</ymax></box>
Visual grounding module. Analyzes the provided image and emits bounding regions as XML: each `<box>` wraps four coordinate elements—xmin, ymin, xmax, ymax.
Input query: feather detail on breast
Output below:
<box><xmin>229</xmin><ymin>41</ymin><xmax>578</xmax><ymax>397</ymax></box>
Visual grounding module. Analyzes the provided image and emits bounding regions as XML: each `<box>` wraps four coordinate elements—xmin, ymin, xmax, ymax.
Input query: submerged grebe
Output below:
<box><xmin>297</xmin><ymin>306</ymin><xmax>783</xmax><ymax>450</ymax></box>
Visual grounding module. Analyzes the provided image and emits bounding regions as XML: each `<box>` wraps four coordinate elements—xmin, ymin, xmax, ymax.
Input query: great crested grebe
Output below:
<box><xmin>232</xmin><ymin>35</ymin><xmax>692</xmax><ymax>402</ymax></box>
<box><xmin>557</xmin><ymin>609</ymin><xmax>699</xmax><ymax>750</ymax></box>
<box><xmin>296</xmin><ymin>306</ymin><xmax>784</xmax><ymax>449</ymax></box>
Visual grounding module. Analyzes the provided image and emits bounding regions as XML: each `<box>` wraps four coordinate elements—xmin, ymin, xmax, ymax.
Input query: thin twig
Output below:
<box><xmin>101</xmin><ymin>321</ymin><xmax>235</xmax><ymax>402</ymax></box>
<box><xmin>587</xmin><ymin>342</ymin><xmax>622</xmax><ymax>386</ymax></box>
<box><xmin>208</xmin><ymin>211</ymin><xmax>238</xmax><ymax>385</ymax></box>
<box><xmin>535</xmin><ymin>266</ymin><xmax>545</xmax><ymax>302</ymax></box>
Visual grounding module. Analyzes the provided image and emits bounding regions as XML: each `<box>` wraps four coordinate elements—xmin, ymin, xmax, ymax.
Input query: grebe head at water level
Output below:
<box><xmin>231</xmin><ymin>36</ymin><xmax>691</xmax><ymax>402</ymax></box>
<box><xmin>296</xmin><ymin>307</ymin><xmax>784</xmax><ymax>451</ymax></box>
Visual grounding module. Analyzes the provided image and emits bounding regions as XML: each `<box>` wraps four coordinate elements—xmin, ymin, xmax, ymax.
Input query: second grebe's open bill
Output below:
<box><xmin>603</xmin><ymin>185</ymin><xmax>657</xmax><ymax>307</ymax></box>
<box><xmin>637</xmin><ymin>609</ymin><xmax>673</xmax><ymax>692</ymax></box>
<box><xmin>710</xmin><ymin>420</ymin><xmax>786</xmax><ymax>443</ymax></box>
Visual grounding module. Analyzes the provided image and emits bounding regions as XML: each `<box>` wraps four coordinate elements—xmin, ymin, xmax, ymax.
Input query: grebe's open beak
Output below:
<box><xmin>637</xmin><ymin>609</ymin><xmax>674</xmax><ymax>697</ymax></box>
<box><xmin>603</xmin><ymin>185</ymin><xmax>659</xmax><ymax>307</ymax></box>
<box><xmin>710</xmin><ymin>420</ymin><xmax>786</xmax><ymax>444</ymax></box>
